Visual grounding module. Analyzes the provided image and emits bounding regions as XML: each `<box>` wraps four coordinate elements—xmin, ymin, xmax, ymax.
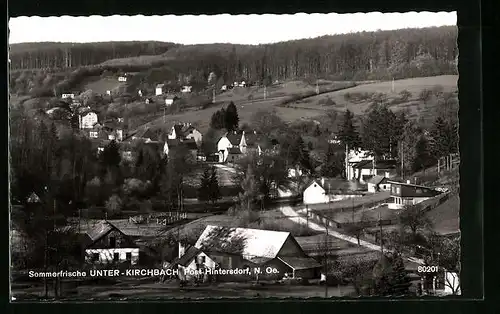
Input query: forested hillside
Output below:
<box><xmin>9</xmin><ymin>26</ymin><xmax>457</xmax><ymax>98</ymax></box>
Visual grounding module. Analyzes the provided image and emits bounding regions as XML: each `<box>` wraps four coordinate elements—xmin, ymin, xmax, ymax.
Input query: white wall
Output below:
<box><xmin>168</xmin><ymin>127</ymin><xmax>177</xmax><ymax>140</ymax></box>
<box><xmin>388</xmin><ymin>196</ymin><xmax>431</xmax><ymax>209</ymax></box>
<box><xmin>178</xmin><ymin>252</ymin><xmax>216</xmax><ymax>281</ymax></box>
<box><xmin>165</xmin><ymin>99</ymin><xmax>174</xmax><ymax>106</ymax></box>
<box><xmin>155</xmin><ymin>88</ymin><xmax>163</xmax><ymax>96</ymax></box>
<box><xmin>217</xmin><ymin>137</ymin><xmax>232</xmax><ymax>162</ymax></box>
<box><xmin>303</xmin><ymin>183</ymin><xmax>328</xmax><ymax>205</ymax></box>
<box><xmin>185</xmin><ymin>129</ymin><xmax>203</xmax><ymax>145</ymax></box>
<box><xmin>85</xmin><ymin>248</ymin><xmax>139</xmax><ymax>265</ymax></box>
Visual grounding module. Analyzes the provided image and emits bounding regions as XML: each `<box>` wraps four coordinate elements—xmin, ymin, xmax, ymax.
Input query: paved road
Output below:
<box><xmin>279</xmin><ymin>205</ymin><xmax>425</xmax><ymax>265</ymax></box>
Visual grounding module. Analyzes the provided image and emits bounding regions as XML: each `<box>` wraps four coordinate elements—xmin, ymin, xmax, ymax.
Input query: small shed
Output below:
<box><xmin>367</xmin><ymin>175</ymin><xmax>391</xmax><ymax>193</ymax></box>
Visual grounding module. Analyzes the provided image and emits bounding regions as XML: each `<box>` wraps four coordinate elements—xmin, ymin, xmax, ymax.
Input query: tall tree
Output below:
<box><xmin>337</xmin><ymin>109</ymin><xmax>361</xmax><ymax>149</ymax></box>
<box><xmin>208</xmin><ymin>167</ymin><xmax>222</xmax><ymax>205</ymax></box>
<box><xmin>210</xmin><ymin>108</ymin><xmax>226</xmax><ymax>130</ymax></box>
<box><xmin>197</xmin><ymin>167</ymin><xmax>211</xmax><ymax>204</ymax></box>
<box><xmin>224</xmin><ymin>101</ymin><xmax>239</xmax><ymax>131</ymax></box>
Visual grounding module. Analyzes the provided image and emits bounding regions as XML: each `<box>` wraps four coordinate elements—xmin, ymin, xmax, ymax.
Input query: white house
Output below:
<box><xmin>217</xmin><ymin>131</ymin><xmax>269</xmax><ymax>163</ymax></box>
<box><xmin>106</xmin><ymin>90</ymin><xmax>111</xmax><ymax>96</ymax></box>
<box><xmin>351</xmin><ymin>159</ymin><xmax>398</xmax><ymax>184</ymax></box>
<box><xmin>303</xmin><ymin>177</ymin><xmax>364</xmax><ymax>205</ymax></box>
<box><xmin>181</xmin><ymin>85</ymin><xmax>192</xmax><ymax>93</ymax></box>
<box><xmin>138</xmin><ymin>90</ymin><xmax>143</xmax><ymax>97</ymax></box>
<box><xmin>387</xmin><ymin>180</ymin><xmax>442</xmax><ymax>209</ymax></box>
<box><xmin>217</xmin><ymin>132</ymin><xmax>242</xmax><ymax>163</ymax></box>
<box><xmin>84</xmin><ymin>220</ymin><xmax>140</xmax><ymax>266</ymax></box>
<box><xmin>346</xmin><ymin>149</ymin><xmax>373</xmax><ymax>180</ymax></box>
<box><xmin>79</xmin><ymin>111</ymin><xmax>99</xmax><ymax>129</ymax></box>
<box><xmin>165</xmin><ymin>95</ymin><xmax>178</xmax><ymax>106</ymax></box>
<box><xmin>118</xmin><ymin>76</ymin><xmax>127</xmax><ymax>82</ymax></box>
<box><xmin>169</xmin><ymin>123</ymin><xmax>203</xmax><ymax>145</ymax></box>
<box><xmin>221</xmin><ymin>85</ymin><xmax>227</xmax><ymax>91</ymax></box>
<box><xmin>156</xmin><ymin>84</ymin><xmax>166</xmax><ymax>96</ymax></box>
<box><xmin>62</xmin><ymin>93</ymin><xmax>75</xmax><ymax>99</ymax></box>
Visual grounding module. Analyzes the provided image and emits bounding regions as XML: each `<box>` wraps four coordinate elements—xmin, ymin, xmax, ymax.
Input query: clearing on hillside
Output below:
<box><xmin>84</xmin><ymin>77</ymin><xmax>127</xmax><ymax>95</ymax></box>
<box><xmin>286</xmin><ymin>75</ymin><xmax>458</xmax><ymax>118</ymax></box>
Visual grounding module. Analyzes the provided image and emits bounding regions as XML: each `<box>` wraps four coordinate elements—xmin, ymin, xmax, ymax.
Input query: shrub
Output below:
<box><xmin>105</xmin><ymin>194</ymin><xmax>122</xmax><ymax>217</ymax></box>
<box><xmin>399</xmin><ymin>89</ymin><xmax>412</xmax><ymax>102</ymax></box>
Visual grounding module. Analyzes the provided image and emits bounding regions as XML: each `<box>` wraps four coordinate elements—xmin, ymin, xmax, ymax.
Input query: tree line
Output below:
<box><xmin>10</xmin><ymin>26</ymin><xmax>457</xmax><ymax>91</ymax></box>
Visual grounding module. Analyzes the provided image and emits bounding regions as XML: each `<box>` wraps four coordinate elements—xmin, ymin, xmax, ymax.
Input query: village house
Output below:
<box><xmin>155</xmin><ymin>84</ymin><xmax>167</xmax><ymax>96</ymax></box>
<box><xmin>165</xmin><ymin>95</ymin><xmax>178</xmax><ymax>106</ymax></box>
<box><xmin>145</xmin><ymin>97</ymin><xmax>155</xmax><ymax>104</ymax></box>
<box><xmin>351</xmin><ymin>159</ymin><xmax>398</xmax><ymax>184</ymax></box>
<box><xmin>169</xmin><ymin>244</ymin><xmax>217</xmax><ymax>283</ymax></box>
<box><xmin>220</xmin><ymin>85</ymin><xmax>227</xmax><ymax>91</ymax></box>
<box><xmin>387</xmin><ymin>180</ymin><xmax>442</xmax><ymax>209</ymax></box>
<box><xmin>184</xmin><ymin>225</ymin><xmax>322</xmax><ymax>281</ymax></box>
<box><xmin>83</xmin><ymin>220</ymin><xmax>140</xmax><ymax>266</ymax></box>
<box><xmin>367</xmin><ymin>175</ymin><xmax>391</xmax><ymax>193</ymax></box>
<box><xmin>131</xmin><ymin>128</ymin><xmax>161</xmax><ymax>142</ymax></box>
<box><xmin>79</xmin><ymin>110</ymin><xmax>99</xmax><ymax>129</ymax></box>
<box><xmin>302</xmin><ymin>177</ymin><xmax>364</xmax><ymax>205</ymax></box>
<box><xmin>163</xmin><ymin>138</ymin><xmax>198</xmax><ymax>159</ymax></box>
<box><xmin>168</xmin><ymin>123</ymin><xmax>203</xmax><ymax>145</ymax></box>
<box><xmin>118</xmin><ymin>75</ymin><xmax>127</xmax><ymax>82</ymax></box>
<box><xmin>233</xmin><ymin>81</ymin><xmax>246</xmax><ymax>87</ymax></box>
<box><xmin>216</xmin><ymin>131</ymin><xmax>271</xmax><ymax>163</ymax></box>
<box><xmin>346</xmin><ymin>149</ymin><xmax>373</xmax><ymax>180</ymax></box>
<box><xmin>181</xmin><ymin>85</ymin><xmax>192</xmax><ymax>93</ymax></box>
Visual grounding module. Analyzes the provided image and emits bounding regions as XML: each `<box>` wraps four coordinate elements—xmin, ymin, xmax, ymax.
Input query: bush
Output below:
<box><xmin>105</xmin><ymin>194</ymin><xmax>122</xmax><ymax>217</ymax></box>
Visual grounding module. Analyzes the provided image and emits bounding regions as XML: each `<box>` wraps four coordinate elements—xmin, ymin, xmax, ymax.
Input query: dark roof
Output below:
<box><xmin>308</xmin><ymin>177</ymin><xmax>365</xmax><ymax>192</ymax></box>
<box><xmin>388</xmin><ymin>181</ymin><xmax>442</xmax><ymax>198</ymax></box>
<box><xmin>166</xmin><ymin>139</ymin><xmax>181</xmax><ymax>147</ymax></box>
<box><xmin>243</xmin><ymin>132</ymin><xmax>261</xmax><ymax>147</ymax></box>
<box><xmin>228</xmin><ymin>147</ymin><xmax>242</xmax><ymax>154</ymax></box>
<box><xmin>226</xmin><ymin>132</ymin><xmax>243</xmax><ymax>146</ymax></box>
<box><xmin>85</xmin><ymin>220</ymin><xmax>119</xmax><ymax>243</ymax></box>
<box><xmin>183</xmin><ymin>139</ymin><xmax>198</xmax><ymax>150</ymax></box>
<box><xmin>171</xmin><ymin>246</ymin><xmax>202</xmax><ymax>267</ymax></box>
<box><xmin>144</xmin><ymin>141</ymin><xmax>164</xmax><ymax>152</ymax></box>
<box><xmin>156</xmin><ymin>84</ymin><xmax>165</xmax><ymax>88</ymax></box>
<box><xmin>353</xmin><ymin>159</ymin><xmax>397</xmax><ymax>170</ymax></box>
<box><xmin>367</xmin><ymin>175</ymin><xmax>388</xmax><ymax>185</ymax></box>
<box><xmin>278</xmin><ymin>256</ymin><xmax>322</xmax><ymax>270</ymax></box>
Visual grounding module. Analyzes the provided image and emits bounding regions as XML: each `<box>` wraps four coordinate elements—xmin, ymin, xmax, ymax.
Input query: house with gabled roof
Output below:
<box><xmin>352</xmin><ymin>159</ymin><xmax>398</xmax><ymax>184</ymax></box>
<box><xmin>216</xmin><ymin>130</ymin><xmax>274</xmax><ymax>163</ymax></box>
<box><xmin>303</xmin><ymin>177</ymin><xmax>365</xmax><ymax>205</ymax></box>
<box><xmin>83</xmin><ymin>220</ymin><xmax>140</xmax><ymax>265</ymax></box>
<box><xmin>169</xmin><ymin>244</ymin><xmax>217</xmax><ymax>282</ymax></box>
<box><xmin>367</xmin><ymin>175</ymin><xmax>391</xmax><ymax>193</ymax></box>
<box><xmin>163</xmin><ymin>138</ymin><xmax>198</xmax><ymax>159</ymax></box>
<box><xmin>191</xmin><ymin>225</ymin><xmax>322</xmax><ymax>280</ymax></box>
<box><xmin>155</xmin><ymin>84</ymin><xmax>166</xmax><ymax>96</ymax></box>
<box><xmin>387</xmin><ymin>180</ymin><xmax>443</xmax><ymax>209</ymax></box>
<box><xmin>167</xmin><ymin>122</ymin><xmax>202</xmax><ymax>145</ymax></box>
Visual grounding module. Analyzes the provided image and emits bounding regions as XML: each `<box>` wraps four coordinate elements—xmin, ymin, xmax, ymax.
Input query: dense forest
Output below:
<box><xmin>9</xmin><ymin>26</ymin><xmax>458</xmax><ymax>95</ymax></box>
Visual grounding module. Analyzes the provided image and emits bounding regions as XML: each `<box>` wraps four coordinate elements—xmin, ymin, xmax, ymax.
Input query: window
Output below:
<box><xmin>198</xmin><ymin>255</ymin><xmax>206</xmax><ymax>264</ymax></box>
<box><xmin>113</xmin><ymin>252</ymin><xmax>119</xmax><ymax>262</ymax></box>
<box><xmin>109</xmin><ymin>236</ymin><xmax>116</xmax><ymax>247</ymax></box>
<box><xmin>396</xmin><ymin>187</ymin><xmax>401</xmax><ymax>194</ymax></box>
<box><xmin>126</xmin><ymin>252</ymin><xmax>132</xmax><ymax>262</ymax></box>
<box><xmin>416</xmin><ymin>189</ymin><xmax>422</xmax><ymax>194</ymax></box>
<box><xmin>92</xmin><ymin>253</ymin><xmax>99</xmax><ymax>262</ymax></box>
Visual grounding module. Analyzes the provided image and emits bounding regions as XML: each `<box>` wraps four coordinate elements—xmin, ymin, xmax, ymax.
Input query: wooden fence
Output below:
<box><xmin>437</xmin><ymin>153</ymin><xmax>460</xmax><ymax>173</ymax></box>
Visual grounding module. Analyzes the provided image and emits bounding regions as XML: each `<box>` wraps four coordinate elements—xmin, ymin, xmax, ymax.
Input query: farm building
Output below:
<box><xmin>190</xmin><ymin>225</ymin><xmax>322</xmax><ymax>281</ymax></box>
<box><xmin>387</xmin><ymin>180</ymin><xmax>442</xmax><ymax>209</ymax></box>
<box><xmin>226</xmin><ymin>147</ymin><xmax>242</xmax><ymax>163</ymax></box>
<box><xmin>346</xmin><ymin>149</ymin><xmax>373</xmax><ymax>180</ymax></box>
<box><xmin>83</xmin><ymin>220</ymin><xmax>140</xmax><ymax>265</ymax></box>
<box><xmin>302</xmin><ymin>177</ymin><xmax>364</xmax><ymax>205</ymax></box>
<box><xmin>118</xmin><ymin>76</ymin><xmax>127</xmax><ymax>82</ymax></box>
<box><xmin>163</xmin><ymin>138</ymin><xmax>198</xmax><ymax>158</ymax></box>
<box><xmin>367</xmin><ymin>175</ymin><xmax>391</xmax><ymax>193</ymax></box>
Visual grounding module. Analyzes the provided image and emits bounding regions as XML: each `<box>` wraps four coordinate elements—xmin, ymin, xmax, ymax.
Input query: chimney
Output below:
<box><xmin>178</xmin><ymin>242</ymin><xmax>185</xmax><ymax>258</ymax></box>
<box><xmin>406</xmin><ymin>180</ymin><xmax>411</xmax><ymax>184</ymax></box>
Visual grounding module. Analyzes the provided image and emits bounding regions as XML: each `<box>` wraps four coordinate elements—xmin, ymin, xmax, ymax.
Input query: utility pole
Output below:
<box><xmin>345</xmin><ymin>143</ymin><xmax>349</xmax><ymax>180</ymax></box>
<box><xmin>324</xmin><ymin>222</ymin><xmax>329</xmax><ymax>298</ymax></box>
<box><xmin>378</xmin><ymin>212</ymin><xmax>383</xmax><ymax>253</ymax></box>
<box><xmin>316</xmin><ymin>80</ymin><xmax>320</xmax><ymax>95</ymax></box>
<box><xmin>264</xmin><ymin>85</ymin><xmax>267</xmax><ymax>100</ymax></box>
<box><xmin>163</xmin><ymin>107</ymin><xmax>166</xmax><ymax>123</ymax></box>
<box><xmin>212</xmin><ymin>88</ymin><xmax>216</xmax><ymax>103</ymax></box>
<box><xmin>391</xmin><ymin>78</ymin><xmax>395</xmax><ymax>93</ymax></box>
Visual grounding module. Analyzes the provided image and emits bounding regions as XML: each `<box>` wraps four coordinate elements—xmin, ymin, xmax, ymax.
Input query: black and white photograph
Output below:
<box><xmin>9</xmin><ymin>11</ymin><xmax>461</xmax><ymax>300</ymax></box>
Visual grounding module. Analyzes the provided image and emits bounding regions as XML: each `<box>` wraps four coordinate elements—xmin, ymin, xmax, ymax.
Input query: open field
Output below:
<box><xmin>328</xmin><ymin>205</ymin><xmax>397</xmax><ymax>223</ymax></box>
<box><xmin>425</xmin><ymin>194</ymin><xmax>460</xmax><ymax>235</ymax></box>
<box><xmin>84</xmin><ymin>76</ymin><xmax>126</xmax><ymax>95</ymax></box>
<box><xmin>286</xmin><ymin>75</ymin><xmax>458</xmax><ymax>117</ymax></box>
